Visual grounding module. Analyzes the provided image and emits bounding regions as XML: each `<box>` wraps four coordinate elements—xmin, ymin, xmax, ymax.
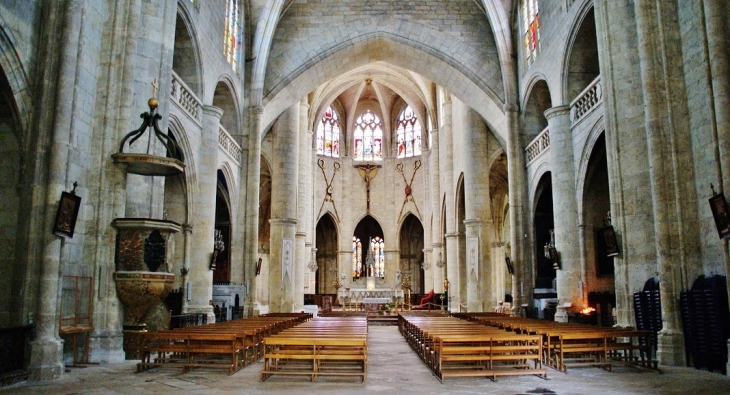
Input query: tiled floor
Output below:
<box><xmin>3</xmin><ymin>326</ymin><xmax>730</xmax><ymax>395</ymax></box>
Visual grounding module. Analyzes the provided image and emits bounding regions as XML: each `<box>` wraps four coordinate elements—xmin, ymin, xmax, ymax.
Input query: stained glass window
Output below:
<box><xmin>396</xmin><ymin>105</ymin><xmax>422</xmax><ymax>158</ymax></box>
<box><xmin>316</xmin><ymin>106</ymin><xmax>340</xmax><ymax>157</ymax></box>
<box><xmin>224</xmin><ymin>0</ymin><xmax>240</xmax><ymax>71</ymax></box>
<box><xmin>522</xmin><ymin>0</ymin><xmax>540</xmax><ymax>67</ymax></box>
<box><xmin>370</xmin><ymin>236</ymin><xmax>385</xmax><ymax>278</ymax></box>
<box><xmin>353</xmin><ymin>110</ymin><xmax>383</xmax><ymax>161</ymax></box>
<box><xmin>352</xmin><ymin>237</ymin><xmax>362</xmax><ymax>280</ymax></box>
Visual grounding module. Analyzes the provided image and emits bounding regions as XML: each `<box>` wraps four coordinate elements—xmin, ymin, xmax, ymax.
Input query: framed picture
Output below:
<box><xmin>53</xmin><ymin>191</ymin><xmax>81</xmax><ymax>238</ymax></box>
<box><xmin>600</xmin><ymin>225</ymin><xmax>620</xmax><ymax>257</ymax></box>
<box><xmin>504</xmin><ymin>255</ymin><xmax>514</xmax><ymax>275</ymax></box>
<box><xmin>548</xmin><ymin>246</ymin><xmax>560</xmax><ymax>270</ymax></box>
<box><xmin>709</xmin><ymin>193</ymin><xmax>730</xmax><ymax>239</ymax></box>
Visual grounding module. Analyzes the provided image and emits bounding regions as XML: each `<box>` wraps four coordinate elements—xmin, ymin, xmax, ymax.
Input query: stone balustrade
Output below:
<box><xmin>171</xmin><ymin>70</ymin><xmax>202</xmax><ymax>124</ymax></box>
<box><xmin>570</xmin><ymin>75</ymin><xmax>602</xmax><ymax>124</ymax></box>
<box><xmin>218</xmin><ymin>125</ymin><xmax>242</xmax><ymax>165</ymax></box>
<box><xmin>525</xmin><ymin>126</ymin><xmax>550</xmax><ymax>165</ymax></box>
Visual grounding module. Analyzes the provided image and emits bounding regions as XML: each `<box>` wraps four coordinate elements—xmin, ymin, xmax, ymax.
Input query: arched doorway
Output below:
<box><xmin>0</xmin><ymin>66</ymin><xmax>22</xmax><ymax>328</ymax></box>
<box><xmin>534</xmin><ymin>172</ymin><xmax>556</xmax><ymax>318</ymax></box>
<box><xmin>456</xmin><ymin>176</ymin><xmax>467</xmax><ymax>307</ymax></box>
<box><xmin>399</xmin><ymin>214</ymin><xmax>424</xmax><ymax>294</ymax></box>
<box><xmin>315</xmin><ymin>214</ymin><xmax>338</xmax><ymax>294</ymax></box>
<box><xmin>582</xmin><ymin>133</ymin><xmax>615</xmax><ymax>321</ymax></box>
<box><xmin>256</xmin><ymin>157</ymin><xmax>272</xmax><ymax>306</ymax></box>
<box><xmin>213</xmin><ymin>170</ymin><xmax>232</xmax><ymax>283</ymax></box>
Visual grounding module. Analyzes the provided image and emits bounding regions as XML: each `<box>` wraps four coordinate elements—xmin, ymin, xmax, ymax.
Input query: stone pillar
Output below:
<box><xmin>429</xmin><ymin>128</ymin><xmax>444</xmax><ymax>293</ymax></box>
<box><xmin>505</xmin><ymin>105</ymin><xmax>530</xmax><ymax>309</ymax></box>
<box><xmin>634</xmin><ymin>0</ymin><xmax>685</xmax><ymax>365</ymax></box>
<box><xmin>545</xmin><ymin>105</ymin><xmax>581</xmax><ymax>321</ymax></box>
<box><xmin>185</xmin><ymin>105</ymin><xmax>222</xmax><ymax>322</ymax></box>
<box><xmin>268</xmin><ymin>104</ymin><xmax>299</xmax><ymax>312</ymax></box>
<box><xmin>245</xmin><ymin>106</ymin><xmax>263</xmax><ymax>315</ymax></box>
<box><xmin>180</xmin><ymin>223</ymin><xmax>193</xmax><ymax>313</ymax></box>
<box><xmin>28</xmin><ymin>0</ymin><xmax>90</xmax><ymax>379</ymax></box>
<box><xmin>702</xmin><ymin>0</ymin><xmax>730</xmax><ymax>374</ymax></box>
<box><xmin>440</xmin><ymin>93</ymin><xmax>459</xmax><ymax>311</ymax></box>
<box><xmin>463</xmin><ymin>108</ymin><xmax>492</xmax><ymax>312</ymax></box>
<box><xmin>445</xmin><ymin>233</ymin><xmax>460</xmax><ymax>311</ymax></box>
<box><xmin>295</xmin><ymin>100</ymin><xmax>312</xmax><ymax>311</ymax></box>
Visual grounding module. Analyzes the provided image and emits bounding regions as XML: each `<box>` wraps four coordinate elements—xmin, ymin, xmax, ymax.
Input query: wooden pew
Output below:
<box><xmin>260</xmin><ymin>317</ymin><xmax>368</xmax><ymax>382</ymax></box>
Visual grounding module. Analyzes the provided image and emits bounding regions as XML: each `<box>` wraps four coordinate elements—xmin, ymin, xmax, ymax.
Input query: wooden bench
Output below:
<box><xmin>137</xmin><ymin>332</ymin><xmax>189</xmax><ymax>372</ymax></box>
<box><xmin>260</xmin><ymin>317</ymin><xmax>368</xmax><ymax>382</ymax></box>
<box><xmin>399</xmin><ymin>313</ymin><xmax>547</xmax><ymax>382</ymax></box>
<box><xmin>434</xmin><ymin>334</ymin><xmax>546</xmax><ymax>381</ymax></box>
<box><xmin>261</xmin><ymin>337</ymin><xmax>367</xmax><ymax>382</ymax></box>
<box><xmin>185</xmin><ymin>333</ymin><xmax>240</xmax><ymax>374</ymax></box>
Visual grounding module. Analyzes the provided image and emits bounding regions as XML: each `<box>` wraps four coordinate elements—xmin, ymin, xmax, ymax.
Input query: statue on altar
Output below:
<box><xmin>395</xmin><ymin>269</ymin><xmax>402</xmax><ymax>287</ymax></box>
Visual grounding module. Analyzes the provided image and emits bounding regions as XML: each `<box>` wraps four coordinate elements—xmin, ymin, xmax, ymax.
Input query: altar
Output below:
<box><xmin>362</xmin><ymin>297</ymin><xmax>391</xmax><ymax>304</ymax></box>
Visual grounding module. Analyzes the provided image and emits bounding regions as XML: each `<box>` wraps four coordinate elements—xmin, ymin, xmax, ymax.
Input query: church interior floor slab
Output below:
<box><xmin>3</xmin><ymin>326</ymin><xmax>730</xmax><ymax>394</ymax></box>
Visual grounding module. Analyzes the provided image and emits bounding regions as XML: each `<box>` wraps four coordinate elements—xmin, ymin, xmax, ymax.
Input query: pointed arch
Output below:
<box><xmin>174</xmin><ymin>4</ymin><xmax>204</xmax><ymax>98</ymax></box>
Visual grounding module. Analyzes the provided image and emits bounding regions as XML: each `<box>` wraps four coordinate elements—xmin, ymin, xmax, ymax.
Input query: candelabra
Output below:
<box><xmin>435</xmin><ymin>253</ymin><xmax>444</xmax><ymax>268</ymax></box>
<box><xmin>421</xmin><ymin>255</ymin><xmax>430</xmax><ymax>270</ymax></box>
<box><xmin>307</xmin><ymin>249</ymin><xmax>318</xmax><ymax>272</ymax></box>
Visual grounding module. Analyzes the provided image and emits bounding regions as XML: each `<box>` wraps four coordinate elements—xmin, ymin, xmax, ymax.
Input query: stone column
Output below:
<box><xmin>702</xmin><ymin>0</ymin><xmax>730</xmax><ymax>374</ymax></box>
<box><xmin>463</xmin><ymin>108</ymin><xmax>492</xmax><ymax>312</ymax></box>
<box><xmin>295</xmin><ymin>99</ymin><xmax>312</xmax><ymax>311</ymax></box>
<box><xmin>429</xmin><ymin>128</ymin><xmax>444</xmax><ymax>293</ymax></box>
<box><xmin>634</xmin><ymin>0</ymin><xmax>685</xmax><ymax>365</ymax></box>
<box><xmin>545</xmin><ymin>105</ymin><xmax>581</xmax><ymax>321</ymax></box>
<box><xmin>440</xmin><ymin>93</ymin><xmax>459</xmax><ymax>311</ymax></box>
<box><xmin>185</xmin><ymin>105</ymin><xmax>222</xmax><ymax>322</ymax></box>
<box><xmin>28</xmin><ymin>0</ymin><xmax>89</xmax><ymax>380</ymax></box>
<box><xmin>180</xmin><ymin>223</ymin><xmax>193</xmax><ymax>312</ymax></box>
<box><xmin>268</xmin><ymin>104</ymin><xmax>299</xmax><ymax>312</ymax></box>
<box><xmin>245</xmin><ymin>106</ymin><xmax>263</xmax><ymax>315</ymax></box>
<box><xmin>505</xmin><ymin>105</ymin><xmax>530</xmax><ymax>309</ymax></box>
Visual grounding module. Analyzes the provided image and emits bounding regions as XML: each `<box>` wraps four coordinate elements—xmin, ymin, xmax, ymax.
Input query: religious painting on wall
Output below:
<box><xmin>709</xmin><ymin>193</ymin><xmax>730</xmax><ymax>239</ymax></box>
<box><xmin>595</xmin><ymin>226</ymin><xmax>617</xmax><ymax>277</ymax></box>
<box><xmin>53</xmin><ymin>191</ymin><xmax>81</xmax><ymax>238</ymax></box>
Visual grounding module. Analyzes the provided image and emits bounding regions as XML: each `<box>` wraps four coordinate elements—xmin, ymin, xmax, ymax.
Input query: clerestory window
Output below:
<box><xmin>522</xmin><ymin>0</ymin><xmax>540</xmax><ymax>67</ymax></box>
<box><xmin>316</xmin><ymin>106</ymin><xmax>341</xmax><ymax>157</ymax></box>
<box><xmin>353</xmin><ymin>110</ymin><xmax>383</xmax><ymax>161</ymax></box>
<box><xmin>395</xmin><ymin>105</ymin><xmax>422</xmax><ymax>158</ymax></box>
<box><xmin>224</xmin><ymin>0</ymin><xmax>241</xmax><ymax>71</ymax></box>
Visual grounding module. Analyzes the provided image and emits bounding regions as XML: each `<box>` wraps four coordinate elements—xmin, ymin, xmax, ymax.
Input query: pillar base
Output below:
<box><xmin>657</xmin><ymin>329</ymin><xmax>686</xmax><ymax>366</ymax></box>
<box><xmin>555</xmin><ymin>306</ymin><xmax>569</xmax><ymax>323</ymax></box>
<box><xmin>28</xmin><ymin>336</ymin><xmax>64</xmax><ymax>381</ymax></box>
<box><xmin>88</xmin><ymin>330</ymin><xmax>126</xmax><ymax>364</ymax></box>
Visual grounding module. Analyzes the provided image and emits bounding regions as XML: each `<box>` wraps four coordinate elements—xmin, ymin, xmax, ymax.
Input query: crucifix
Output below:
<box><xmin>151</xmin><ymin>78</ymin><xmax>159</xmax><ymax>99</ymax></box>
<box><xmin>356</xmin><ymin>162</ymin><xmax>379</xmax><ymax>213</ymax></box>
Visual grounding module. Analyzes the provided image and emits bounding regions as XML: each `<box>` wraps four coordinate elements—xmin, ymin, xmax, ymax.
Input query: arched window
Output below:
<box><xmin>396</xmin><ymin>105</ymin><xmax>422</xmax><ymax>158</ymax></box>
<box><xmin>353</xmin><ymin>110</ymin><xmax>383</xmax><ymax>161</ymax></box>
<box><xmin>352</xmin><ymin>237</ymin><xmax>362</xmax><ymax>280</ymax></box>
<box><xmin>224</xmin><ymin>0</ymin><xmax>240</xmax><ymax>71</ymax></box>
<box><xmin>316</xmin><ymin>106</ymin><xmax>340</xmax><ymax>157</ymax></box>
<box><xmin>370</xmin><ymin>236</ymin><xmax>385</xmax><ymax>278</ymax></box>
<box><xmin>522</xmin><ymin>0</ymin><xmax>540</xmax><ymax>67</ymax></box>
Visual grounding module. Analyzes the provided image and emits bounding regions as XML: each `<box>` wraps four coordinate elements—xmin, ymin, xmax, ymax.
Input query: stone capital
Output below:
<box><xmin>202</xmin><ymin>105</ymin><xmax>224</xmax><ymax>119</ymax></box>
<box><xmin>503</xmin><ymin>103</ymin><xmax>519</xmax><ymax>113</ymax></box>
<box><xmin>544</xmin><ymin>105</ymin><xmax>571</xmax><ymax>120</ymax></box>
<box><xmin>269</xmin><ymin>218</ymin><xmax>298</xmax><ymax>226</ymax></box>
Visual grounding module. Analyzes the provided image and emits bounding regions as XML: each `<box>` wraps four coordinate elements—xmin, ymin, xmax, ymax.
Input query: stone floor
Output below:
<box><xmin>3</xmin><ymin>326</ymin><xmax>730</xmax><ymax>395</ymax></box>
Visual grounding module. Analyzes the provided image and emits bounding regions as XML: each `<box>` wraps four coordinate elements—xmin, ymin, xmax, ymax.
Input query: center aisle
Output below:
<box><xmin>362</xmin><ymin>326</ymin><xmax>438</xmax><ymax>392</ymax></box>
